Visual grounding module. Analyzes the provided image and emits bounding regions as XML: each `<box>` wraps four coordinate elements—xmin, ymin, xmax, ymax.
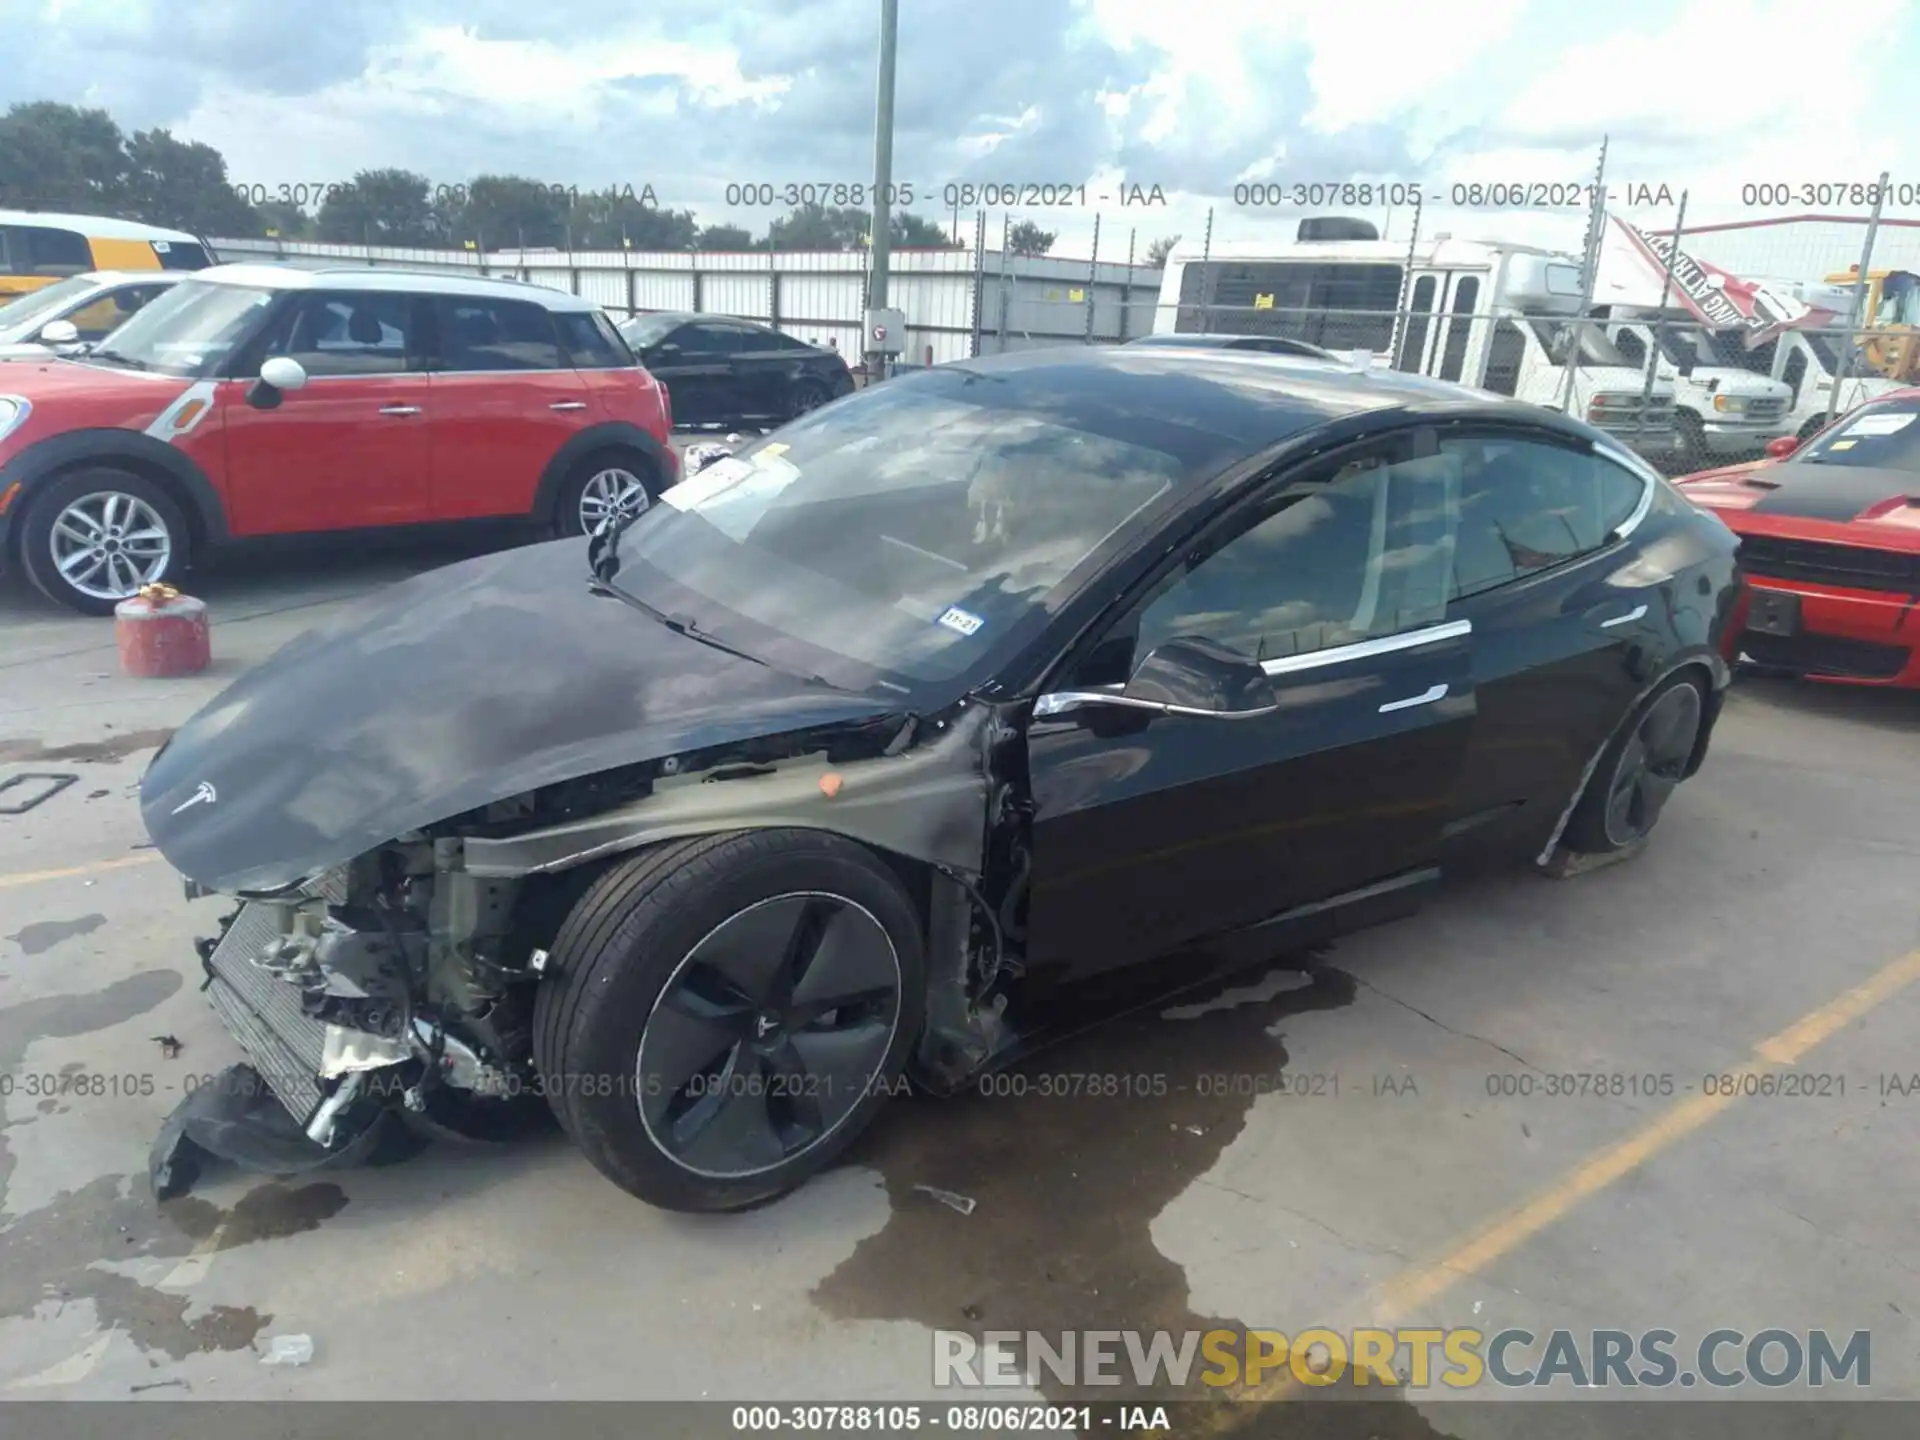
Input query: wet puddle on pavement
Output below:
<box><xmin>818</xmin><ymin>951</ymin><xmax>1458</xmax><ymax>1437</ymax></box>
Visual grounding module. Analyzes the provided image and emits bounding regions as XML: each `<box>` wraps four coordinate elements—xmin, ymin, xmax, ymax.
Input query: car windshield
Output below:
<box><xmin>0</xmin><ymin>275</ymin><xmax>97</xmax><ymax>339</ymax></box>
<box><xmin>620</xmin><ymin>313</ymin><xmax>685</xmax><ymax>348</ymax></box>
<box><xmin>1797</xmin><ymin>399</ymin><xmax>1920</xmax><ymax>470</ymax></box>
<box><xmin>611</xmin><ymin>369</ymin><xmax>1191</xmax><ymax>687</ymax></box>
<box><xmin>82</xmin><ymin>279</ymin><xmax>277</xmax><ymax>377</ymax></box>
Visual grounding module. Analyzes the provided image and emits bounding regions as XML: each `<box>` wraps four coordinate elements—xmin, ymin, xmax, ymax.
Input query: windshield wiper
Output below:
<box><xmin>87</xmin><ymin>348</ymin><xmax>150</xmax><ymax>371</ymax></box>
<box><xmin>589</xmin><ymin>579</ymin><xmax>847</xmax><ymax>690</ymax></box>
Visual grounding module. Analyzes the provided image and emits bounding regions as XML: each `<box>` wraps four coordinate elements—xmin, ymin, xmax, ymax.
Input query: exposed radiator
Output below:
<box><xmin>204</xmin><ymin>901</ymin><xmax>328</xmax><ymax>1124</ymax></box>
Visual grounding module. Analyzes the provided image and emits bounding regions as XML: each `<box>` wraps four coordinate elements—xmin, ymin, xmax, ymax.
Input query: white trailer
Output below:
<box><xmin>1154</xmin><ymin>224</ymin><xmax>1680</xmax><ymax>461</ymax></box>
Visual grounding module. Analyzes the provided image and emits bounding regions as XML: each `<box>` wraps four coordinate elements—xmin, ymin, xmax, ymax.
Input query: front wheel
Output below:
<box><xmin>19</xmin><ymin>467</ymin><xmax>191</xmax><ymax>616</ymax></box>
<box><xmin>532</xmin><ymin>829</ymin><xmax>925</xmax><ymax>1212</ymax></box>
<box><xmin>553</xmin><ymin>452</ymin><xmax>659</xmax><ymax>538</ymax></box>
<box><xmin>1564</xmin><ymin>674</ymin><xmax>1706</xmax><ymax>855</ymax></box>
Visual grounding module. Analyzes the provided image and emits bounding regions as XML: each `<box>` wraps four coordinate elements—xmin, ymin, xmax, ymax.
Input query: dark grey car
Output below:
<box><xmin>619</xmin><ymin>311</ymin><xmax>855</xmax><ymax>426</ymax></box>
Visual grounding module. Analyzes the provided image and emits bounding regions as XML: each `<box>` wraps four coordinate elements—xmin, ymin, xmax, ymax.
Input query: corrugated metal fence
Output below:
<box><xmin>209</xmin><ymin>232</ymin><xmax>1165</xmax><ymax>366</ymax></box>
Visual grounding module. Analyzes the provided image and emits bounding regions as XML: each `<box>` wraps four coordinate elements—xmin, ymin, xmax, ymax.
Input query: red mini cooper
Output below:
<box><xmin>0</xmin><ymin>264</ymin><xmax>676</xmax><ymax>613</ymax></box>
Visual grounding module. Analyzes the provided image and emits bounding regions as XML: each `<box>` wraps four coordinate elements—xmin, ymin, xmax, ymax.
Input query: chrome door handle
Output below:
<box><xmin>379</xmin><ymin>404</ymin><xmax>422</xmax><ymax>416</ymax></box>
<box><xmin>1379</xmin><ymin>682</ymin><xmax>1448</xmax><ymax>714</ymax></box>
<box><xmin>1599</xmin><ymin>603</ymin><xmax>1648</xmax><ymax>629</ymax></box>
<box><xmin>549</xmin><ymin>401</ymin><xmax>588</xmax><ymax>411</ymax></box>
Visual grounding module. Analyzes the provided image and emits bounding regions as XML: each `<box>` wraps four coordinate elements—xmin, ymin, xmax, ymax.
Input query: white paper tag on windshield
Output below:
<box><xmin>663</xmin><ymin>456</ymin><xmax>755</xmax><ymax>510</ymax></box>
<box><xmin>1841</xmin><ymin>411</ymin><xmax>1915</xmax><ymax>437</ymax></box>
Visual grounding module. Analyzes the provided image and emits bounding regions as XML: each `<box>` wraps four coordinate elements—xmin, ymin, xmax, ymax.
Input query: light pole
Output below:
<box><xmin>866</xmin><ymin>0</ymin><xmax>899</xmax><ymax>383</ymax></box>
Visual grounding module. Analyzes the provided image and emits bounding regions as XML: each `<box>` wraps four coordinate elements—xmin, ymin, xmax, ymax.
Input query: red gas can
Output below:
<box><xmin>115</xmin><ymin>584</ymin><xmax>211</xmax><ymax>678</ymax></box>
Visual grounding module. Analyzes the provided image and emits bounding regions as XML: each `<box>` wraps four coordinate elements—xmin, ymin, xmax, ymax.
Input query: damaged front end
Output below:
<box><xmin>153</xmin><ymin>700</ymin><xmax>1029</xmax><ymax>1197</ymax></box>
<box><xmin>153</xmin><ymin>844</ymin><xmax>535</xmax><ymax>1198</ymax></box>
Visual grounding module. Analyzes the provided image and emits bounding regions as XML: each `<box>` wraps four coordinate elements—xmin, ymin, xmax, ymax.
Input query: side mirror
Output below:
<box><xmin>1033</xmin><ymin>636</ymin><xmax>1277</xmax><ymax>723</ymax></box>
<box><xmin>249</xmin><ymin>356</ymin><xmax>308</xmax><ymax>409</ymax></box>
<box><xmin>1126</xmin><ymin>636</ymin><xmax>1277</xmax><ymax>713</ymax></box>
<box><xmin>1765</xmin><ymin>435</ymin><xmax>1800</xmax><ymax>459</ymax></box>
<box><xmin>38</xmin><ymin>319</ymin><xmax>80</xmax><ymax>347</ymax></box>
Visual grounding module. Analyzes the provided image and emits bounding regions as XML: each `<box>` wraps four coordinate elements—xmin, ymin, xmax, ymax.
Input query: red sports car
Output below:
<box><xmin>1675</xmin><ymin>388</ymin><xmax>1920</xmax><ymax>688</ymax></box>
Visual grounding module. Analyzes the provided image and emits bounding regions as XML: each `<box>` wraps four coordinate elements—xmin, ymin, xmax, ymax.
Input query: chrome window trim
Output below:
<box><xmin>1589</xmin><ymin>438</ymin><xmax>1659</xmax><ymax>542</ymax></box>
<box><xmin>1258</xmin><ymin>618</ymin><xmax>1472</xmax><ymax>676</ymax></box>
<box><xmin>1034</xmin><ymin>619</ymin><xmax>1473</xmax><ymax>722</ymax></box>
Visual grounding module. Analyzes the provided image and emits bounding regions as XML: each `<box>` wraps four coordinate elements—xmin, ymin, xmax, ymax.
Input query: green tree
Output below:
<box><xmin>566</xmin><ymin>190</ymin><xmax>698</xmax><ymax>249</ymax></box>
<box><xmin>316</xmin><ymin>169</ymin><xmax>441</xmax><ymax>246</ymax></box>
<box><xmin>1145</xmin><ymin>234</ymin><xmax>1180</xmax><ymax>267</ymax></box>
<box><xmin>764</xmin><ymin>202</ymin><xmax>870</xmax><ymax>251</ymax></box>
<box><xmin>891</xmin><ymin>212</ymin><xmax>961</xmax><ymax>249</ymax></box>
<box><xmin>123</xmin><ymin>127</ymin><xmax>260</xmax><ymax>236</ymax></box>
<box><xmin>459</xmin><ymin>174</ymin><xmax>569</xmax><ymax>249</ymax></box>
<box><xmin>1007</xmin><ymin>220</ymin><xmax>1056</xmax><ymax>257</ymax></box>
<box><xmin>0</xmin><ymin>101</ymin><xmax>129</xmax><ymax>213</ymax></box>
<box><xmin>696</xmin><ymin>222</ymin><xmax>756</xmax><ymax>250</ymax></box>
<box><xmin>254</xmin><ymin>201</ymin><xmax>313</xmax><ymax>241</ymax></box>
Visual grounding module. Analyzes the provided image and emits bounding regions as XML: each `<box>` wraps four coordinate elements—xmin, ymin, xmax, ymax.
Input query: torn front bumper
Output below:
<box><xmin>151</xmin><ymin>889</ymin><xmax>499</xmax><ymax>1198</ymax></box>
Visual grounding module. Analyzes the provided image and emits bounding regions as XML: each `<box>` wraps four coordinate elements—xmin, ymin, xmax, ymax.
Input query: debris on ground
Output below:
<box><xmin>131</xmin><ymin>1378</ymin><xmax>189</xmax><ymax>1393</ymax></box>
<box><xmin>913</xmin><ymin>1183</ymin><xmax>977</xmax><ymax>1216</ymax></box>
<box><xmin>259</xmin><ymin>1334</ymin><xmax>314</xmax><ymax>1366</ymax></box>
<box><xmin>152</xmin><ymin>1035</ymin><xmax>183</xmax><ymax>1059</ymax></box>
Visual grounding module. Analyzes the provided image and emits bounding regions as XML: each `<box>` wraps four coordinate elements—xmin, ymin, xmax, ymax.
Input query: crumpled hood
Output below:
<box><xmin>140</xmin><ymin>539</ymin><xmax>896</xmax><ymax>894</ymax></box>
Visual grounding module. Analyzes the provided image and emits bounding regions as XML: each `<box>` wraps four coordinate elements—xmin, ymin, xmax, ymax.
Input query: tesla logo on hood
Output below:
<box><xmin>171</xmin><ymin>781</ymin><xmax>217</xmax><ymax>814</ymax></box>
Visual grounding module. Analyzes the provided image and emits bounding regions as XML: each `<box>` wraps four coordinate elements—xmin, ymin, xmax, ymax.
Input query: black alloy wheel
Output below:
<box><xmin>1567</xmin><ymin>675</ymin><xmax>1706</xmax><ymax>854</ymax></box>
<box><xmin>638</xmin><ymin>892</ymin><xmax>902</xmax><ymax>1179</ymax></box>
<box><xmin>531</xmin><ymin>828</ymin><xmax>925</xmax><ymax>1211</ymax></box>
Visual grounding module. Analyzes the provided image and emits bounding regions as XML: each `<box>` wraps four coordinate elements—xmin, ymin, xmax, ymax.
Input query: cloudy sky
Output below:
<box><xmin>9</xmin><ymin>0</ymin><xmax>1915</xmax><ymax>261</ymax></box>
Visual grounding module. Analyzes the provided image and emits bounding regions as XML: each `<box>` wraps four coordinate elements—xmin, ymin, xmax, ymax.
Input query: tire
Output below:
<box><xmin>18</xmin><ymin>466</ymin><xmax>191</xmax><ymax>616</ymax></box>
<box><xmin>552</xmin><ymin>450</ymin><xmax>660</xmax><ymax>538</ymax></box>
<box><xmin>1563</xmin><ymin>673</ymin><xmax>1708</xmax><ymax>856</ymax></box>
<box><xmin>1675</xmin><ymin>412</ymin><xmax>1709</xmax><ymax>470</ymax></box>
<box><xmin>531</xmin><ymin>828</ymin><xmax>926</xmax><ymax>1212</ymax></box>
<box><xmin>789</xmin><ymin>380</ymin><xmax>831</xmax><ymax>419</ymax></box>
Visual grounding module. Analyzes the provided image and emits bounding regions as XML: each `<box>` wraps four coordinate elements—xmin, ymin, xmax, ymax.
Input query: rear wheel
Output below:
<box><xmin>553</xmin><ymin>451</ymin><xmax>658</xmax><ymax>538</ymax></box>
<box><xmin>532</xmin><ymin>829</ymin><xmax>924</xmax><ymax>1212</ymax></box>
<box><xmin>789</xmin><ymin>380</ymin><xmax>831</xmax><ymax>419</ymax></box>
<box><xmin>1564</xmin><ymin>674</ymin><xmax>1706</xmax><ymax>855</ymax></box>
<box><xmin>19</xmin><ymin>467</ymin><xmax>190</xmax><ymax>616</ymax></box>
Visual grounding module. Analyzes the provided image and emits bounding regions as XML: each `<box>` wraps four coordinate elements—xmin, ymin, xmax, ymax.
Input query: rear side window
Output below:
<box><xmin>554</xmin><ymin>310</ymin><xmax>634</xmax><ymax>368</ymax></box>
<box><xmin>435</xmin><ymin>297</ymin><xmax>563</xmax><ymax>371</ymax></box>
<box><xmin>3</xmin><ymin>225</ymin><xmax>93</xmax><ymax>276</ymax></box>
<box><xmin>154</xmin><ymin>240</ymin><xmax>213</xmax><ymax>271</ymax></box>
<box><xmin>1444</xmin><ymin>435</ymin><xmax>1647</xmax><ymax>599</ymax></box>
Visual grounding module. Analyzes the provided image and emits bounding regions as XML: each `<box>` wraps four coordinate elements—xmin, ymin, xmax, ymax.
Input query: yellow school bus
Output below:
<box><xmin>0</xmin><ymin>210</ymin><xmax>214</xmax><ymax>300</ymax></box>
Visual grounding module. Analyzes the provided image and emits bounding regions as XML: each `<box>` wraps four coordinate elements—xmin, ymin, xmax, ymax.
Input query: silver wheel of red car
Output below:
<box><xmin>20</xmin><ymin>467</ymin><xmax>190</xmax><ymax>616</ymax></box>
<box><xmin>637</xmin><ymin>892</ymin><xmax>903</xmax><ymax>1180</ymax></box>
<box><xmin>577</xmin><ymin>467</ymin><xmax>650</xmax><ymax>534</ymax></box>
<box><xmin>51</xmin><ymin>490</ymin><xmax>173</xmax><ymax>600</ymax></box>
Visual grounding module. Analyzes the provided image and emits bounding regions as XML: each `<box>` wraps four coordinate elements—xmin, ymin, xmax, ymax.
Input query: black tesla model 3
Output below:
<box><xmin>141</xmin><ymin>346</ymin><xmax>1744</xmax><ymax>1212</ymax></box>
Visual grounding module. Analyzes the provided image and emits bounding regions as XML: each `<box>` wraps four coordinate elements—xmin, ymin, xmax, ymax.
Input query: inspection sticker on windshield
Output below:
<box><xmin>1841</xmin><ymin>411</ymin><xmax>1916</xmax><ymax>437</ymax></box>
<box><xmin>937</xmin><ymin>606</ymin><xmax>985</xmax><ymax>637</ymax></box>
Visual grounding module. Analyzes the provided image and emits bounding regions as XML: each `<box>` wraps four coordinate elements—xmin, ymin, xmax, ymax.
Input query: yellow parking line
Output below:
<box><xmin>1209</xmin><ymin>946</ymin><xmax>1920</xmax><ymax>1414</ymax></box>
<box><xmin>0</xmin><ymin>851</ymin><xmax>163</xmax><ymax>890</ymax></box>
